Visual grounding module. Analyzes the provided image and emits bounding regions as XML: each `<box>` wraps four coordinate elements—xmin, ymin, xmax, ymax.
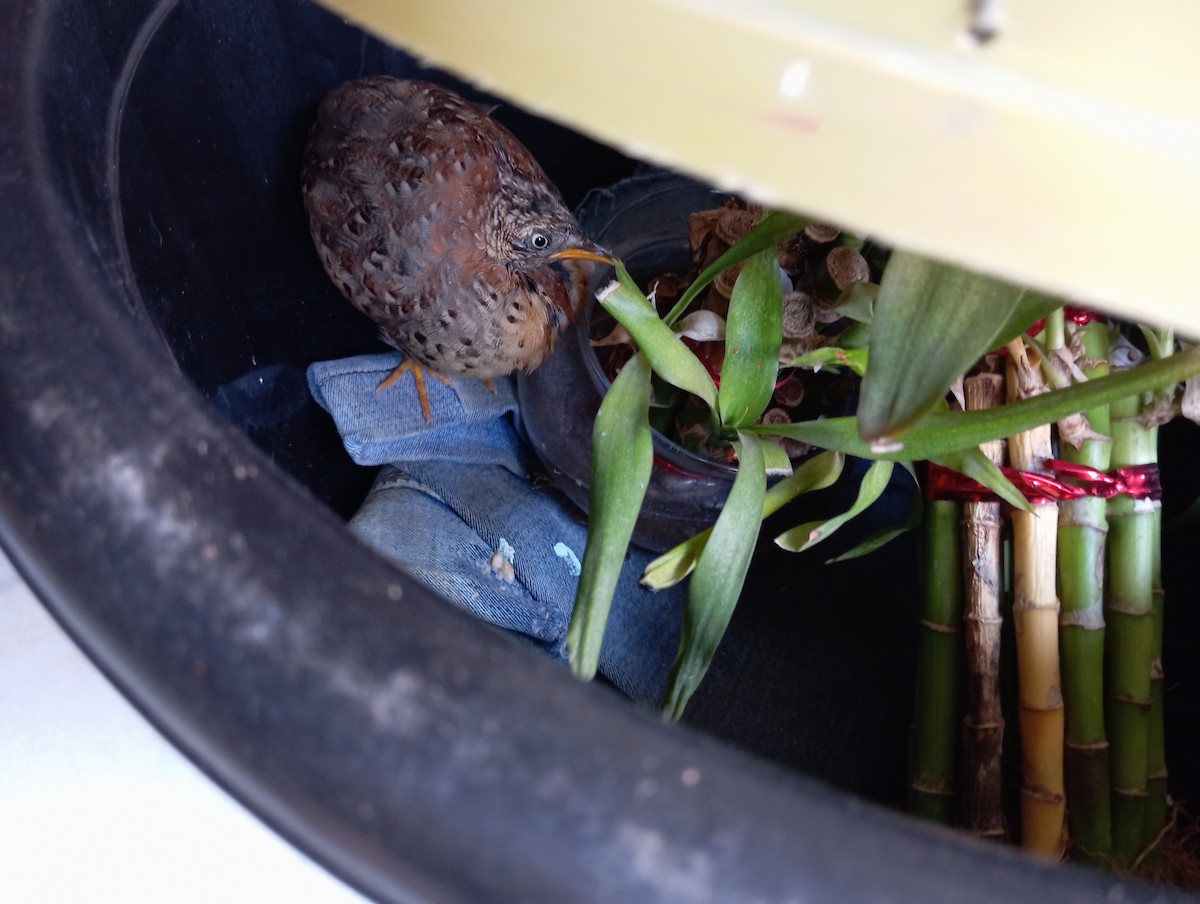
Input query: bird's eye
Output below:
<box><xmin>529</xmin><ymin>230</ymin><xmax>550</xmax><ymax>250</ymax></box>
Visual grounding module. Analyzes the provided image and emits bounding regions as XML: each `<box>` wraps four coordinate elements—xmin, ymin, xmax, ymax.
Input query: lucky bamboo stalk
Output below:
<box><xmin>1105</xmin><ymin>386</ymin><xmax>1158</xmax><ymax>867</ymax></box>
<box><xmin>1142</xmin><ymin>474</ymin><xmax>1168</xmax><ymax>863</ymax></box>
<box><xmin>1058</xmin><ymin>318</ymin><xmax>1112</xmax><ymax>864</ymax></box>
<box><xmin>960</xmin><ymin>371</ymin><xmax>1007</xmax><ymax>840</ymax></box>
<box><xmin>1140</xmin><ymin>328</ymin><xmax>1174</xmax><ymax>858</ymax></box>
<box><xmin>909</xmin><ymin>496</ymin><xmax>964</xmax><ymax>824</ymax></box>
<box><xmin>1006</xmin><ymin>338</ymin><xmax>1066</xmax><ymax>859</ymax></box>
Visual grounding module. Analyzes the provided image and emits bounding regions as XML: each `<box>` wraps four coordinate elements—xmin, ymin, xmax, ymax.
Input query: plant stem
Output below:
<box><xmin>960</xmin><ymin>372</ymin><xmax>1007</xmax><ymax>841</ymax></box>
<box><xmin>909</xmin><ymin>497</ymin><xmax>963</xmax><ymax>824</ymax></box>
<box><xmin>1141</xmin><ymin>328</ymin><xmax>1173</xmax><ymax>859</ymax></box>
<box><xmin>1142</xmin><ymin>472</ymin><xmax>1168</xmax><ymax>864</ymax></box>
<box><xmin>1057</xmin><ymin>319</ymin><xmax>1112</xmax><ymax>865</ymax></box>
<box><xmin>1105</xmin><ymin>386</ymin><xmax>1158</xmax><ymax>867</ymax></box>
<box><xmin>1044</xmin><ymin>308</ymin><xmax>1066</xmax><ymax>352</ymax></box>
<box><xmin>1006</xmin><ymin>339</ymin><xmax>1066</xmax><ymax>859</ymax></box>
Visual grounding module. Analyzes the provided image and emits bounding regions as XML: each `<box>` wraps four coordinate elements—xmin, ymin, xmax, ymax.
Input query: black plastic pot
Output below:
<box><xmin>2</xmin><ymin>1</ymin><xmax>1198</xmax><ymax>901</ymax></box>
<box><xmin>520</xmin><ymin>172</ymin><xmax>873</xmax><ymax>553</ymax></box>
<box><xmin>519</xmin><ymin>174</ymin><xmax>744</xmax><ymax>553</ymax></box>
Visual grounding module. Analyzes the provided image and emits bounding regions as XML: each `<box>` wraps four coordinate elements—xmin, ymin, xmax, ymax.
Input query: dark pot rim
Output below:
<box><xmin>0</xmin><ymin>2</ymin><xmax>1186</xmax><ymax>901</ymax></box>
<box><xmin>579</xmin><ymin>286</ymin><xmax>741</xmax><ymax>480</ymax></box>
<box><xmin>574</xmin><ymin>172</ymin><xmax>741</xmax><ymax>479</ymax></box>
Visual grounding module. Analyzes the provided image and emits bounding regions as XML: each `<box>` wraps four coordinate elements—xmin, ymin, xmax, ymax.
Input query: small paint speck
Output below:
<box><xmin>553</xmin><ymin>542</ymin><xmax>581</xmax><ymax>576</ymax></box>
<box><xmin>498</xmin><ymin>537</ymin><xmax>516</xmax><ymax>563</ymax></box>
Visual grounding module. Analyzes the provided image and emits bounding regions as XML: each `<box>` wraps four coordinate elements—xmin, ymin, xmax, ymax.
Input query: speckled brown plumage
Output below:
<box><xmin>301</xmin><ymin>76</ymin><xmax>608</xmax><ymax>419</ymax></box>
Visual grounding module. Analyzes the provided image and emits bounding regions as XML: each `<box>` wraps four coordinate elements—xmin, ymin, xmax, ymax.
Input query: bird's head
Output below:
<box><xmin>490</xmin><ymin>185</ymin><xmax>611</xmax><ymax>273</ymax></box>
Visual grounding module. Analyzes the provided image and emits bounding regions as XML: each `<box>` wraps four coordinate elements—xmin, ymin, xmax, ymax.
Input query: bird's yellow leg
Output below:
<box><xmin>376</xmin><ymin>358</ymin><xmax>451</xmax><ymax>423</ymax></box>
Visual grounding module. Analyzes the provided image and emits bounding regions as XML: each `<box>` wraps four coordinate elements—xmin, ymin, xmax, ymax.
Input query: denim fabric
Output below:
<box><xmin>307</xmin><ymin>354</ymin><xmax>532</xmax><ymax>475</ymax></box>
<box><xmin>307</xmin><ymin>352</ymin><xmax>684</xmax><ymax>706</ymax></box>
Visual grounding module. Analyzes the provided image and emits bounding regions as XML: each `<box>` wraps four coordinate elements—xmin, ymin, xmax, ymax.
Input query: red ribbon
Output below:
<box><xmin>1065</xmin><ymin>306</ymin><xmax>1108</xmax><ymax>326</ymax></box>
<box><xmin>994</xmin><ymin>306</ymin><xmax>1108</xmax><ymax>357</ymax></box>
<box><xmin>1026</xmin><ymin>306</ymin><xmax>1108</xmax><ymax>338</ymax></box>
<box><xmin>926</xmin><ymin>461</ymin><xmax>1161</xmax><ymax>504</ymax></box>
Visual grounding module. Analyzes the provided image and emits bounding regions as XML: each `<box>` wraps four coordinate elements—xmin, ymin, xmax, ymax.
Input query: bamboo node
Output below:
<box><xmin>1021</xmin><ymin>783</ymin><xmax>1066</xmax><ymax>806</ymax></box>
<box><xmin>963</xmin><ymin>718</ymin><xmax>1005</xmax><ymax>731</ymax></box>
<box><xmin>910</xmin><ymin>777</ymin><xmax>955</xmax><ymax>797</ymax></box>
<box><xmin>1059</xmin><ymin>608</ymin><xmax>1105</xmax><ymax>629</ymax></box>
<box><xmin>973</xmin><ymin>827</ymin><xmax>1009</xmax><ymax>842</ymax></box>
<box><xmin>1056</xmin><ymin>511</ymin><xmax>1108</xmax><ymax>532</ymax></box>
<box><xmin>963</xmin><ymin>613</ymin><xmax>1003</xmax><ymax>626</ymax></box>
<box><xmin>1105</xmin><ymin>600</ymin><xmax>1157</xmax><ymax>617</ymax></box>
<box><xmin>918</xmin><ymin>618</ymin><xmax>959</xmax><ymax>635</ymax></box>
<box><xmin>1112</xmin><ymin>786</ymin><xmax>1151</xmax><ymax>801</ymax></box>
<box><xmin>1012</xmin><ymin>594</ymin><xmax>1061</xmax><ymax>613</ymax></box>
<box><xmin>1020</xmin><ymin>689</ymin><xmax>1064</xmax><ymax>712</ymax></box>
<box><xmin>1106</xmin><ymin>691</ymin><xmax>1153</xmax><ymax>708</ymax></box>
<box><xmin>1064</xmin><ymin>739</ymin><xmax>1109</xmax><ymax>754</ymax></box>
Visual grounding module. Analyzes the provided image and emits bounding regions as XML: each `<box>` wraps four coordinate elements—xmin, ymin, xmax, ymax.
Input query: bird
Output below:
<box><xmin>301</xmin><ymin>76</ymin><xmax>611</xmax><ymax>421</ymax></box>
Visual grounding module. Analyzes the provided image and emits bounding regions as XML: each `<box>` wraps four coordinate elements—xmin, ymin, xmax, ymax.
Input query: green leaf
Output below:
<box><xmin>826</xmin><ymin>524</ymin><xmax>912</xmax><ymax>562</ymax></box>
<box><xmin>642</xmin><ymin>449</ymin><xmax>844</xmax><ymax>589</ymax></box>
<box><xmin>1139</xmin><ymin>324</ymin><xmax>1173</xmax><ymax>361</ymax></box>
<box><xmin>641</xmin><ymin>531</ymin><xmax>709</xmax><ymax>591</ymax></box>
<box><xmin>837</xmin><ymin>321</ymin><xmax>873</xmax><ymax>351</ymax></box>
<box><xmin>567</xmin><ymin>353</ymin><xmax>653</xmax><ymax>680</ymax></box>
<box><xmin>832</xmin><ymin>282</ymin><xmax>878</xmax><ymax>324</ymax></box>
<box><xmin>775</xmin><ymin>460</ymin><xmax>894</xmax><ymax>552</ymax></box>
<box><xmin>718</xmin><ymin>248</ymin><xmax>783</xmax><ymax>428</ymax></box>
<box><xmin>748</xmin><ymin>344</ymin><xmax>1200</xmax><ymax>461</ymax></box>
<box><xmin>827</xmin><ymin>497</ymin><xmax>922</xmax><ymax>563</ymax></box>
<box><xmin>760</xmin><ymin>440</ymin><xmax>793</xmax><ymax>476</ymax></box>
<box><xmin>599</xmin><ymin>267</ymin><xmax>717</xmax><ymax>409</ymax></box>
<box><xmin>786</xmin><ymin>346</ymin><xmax>868</xmax><ymax>377</ymax></box>
<box><xmin>825</xmin><ymin>467</ymin><xmax>922</xmax><ymax>562</ymax></box>
<box><xmin>931</xmin><ymin>447</ymin><xmax>1032</xmax><ymax>513</ymax></box>
<box><xmin>857</xmin><ymin>251</ymin><xmax>1061</xmax><ymax>444</ymax></box>
<box><xmin>662</xmin><ymin>433</ymin><xmax>768</xmax><ymax>719</ymax></box>
<box><xmin>664</xmin><ymin>210</ymin><xmax>810</xmax><ymax>326</ymax></box>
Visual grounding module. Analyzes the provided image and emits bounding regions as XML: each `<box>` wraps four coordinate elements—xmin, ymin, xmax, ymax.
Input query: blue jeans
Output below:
<box><xmin>308</xmin><ymin>352</ymin><xmax>685</xmax><ymax>707</ymax></box>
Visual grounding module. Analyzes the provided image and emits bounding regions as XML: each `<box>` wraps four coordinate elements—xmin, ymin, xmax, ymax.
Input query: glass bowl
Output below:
<box><xmin>517</xmin><ymin>173</ymin><xmax>740</xmax><ymax>552</ymax></box>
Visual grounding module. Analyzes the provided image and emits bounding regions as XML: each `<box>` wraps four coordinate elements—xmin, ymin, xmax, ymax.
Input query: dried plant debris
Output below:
<box><xmin>825</xmin><ymin>246</ymin><xmax>871</xmax><ymax>293</ymax></box>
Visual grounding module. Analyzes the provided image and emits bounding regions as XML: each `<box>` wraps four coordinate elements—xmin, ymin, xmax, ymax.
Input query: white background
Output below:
<box><xmin>0</xmin><ymin>547</ymin><xmax>368</xmax><ymax>903</ymax></box>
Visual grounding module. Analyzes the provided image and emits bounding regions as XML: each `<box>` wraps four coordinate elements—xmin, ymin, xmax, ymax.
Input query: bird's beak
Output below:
<box><xmin>547</xmin><ymin>243</ymin><xmax>614</xmax><ymax>265</ymax></box>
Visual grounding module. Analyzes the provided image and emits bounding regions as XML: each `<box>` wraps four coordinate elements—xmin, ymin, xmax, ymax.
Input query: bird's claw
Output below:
<box><xmin>376</xmin><ymin>358</ymin><xmax>451</xmax><ymax>423</ymax></box>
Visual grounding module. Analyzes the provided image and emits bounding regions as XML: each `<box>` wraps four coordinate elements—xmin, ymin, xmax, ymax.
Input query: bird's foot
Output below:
<box><xmin>376</xmin><ymin>358</ymin><xmax>451</xmax><ymax>423</ymax></box>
